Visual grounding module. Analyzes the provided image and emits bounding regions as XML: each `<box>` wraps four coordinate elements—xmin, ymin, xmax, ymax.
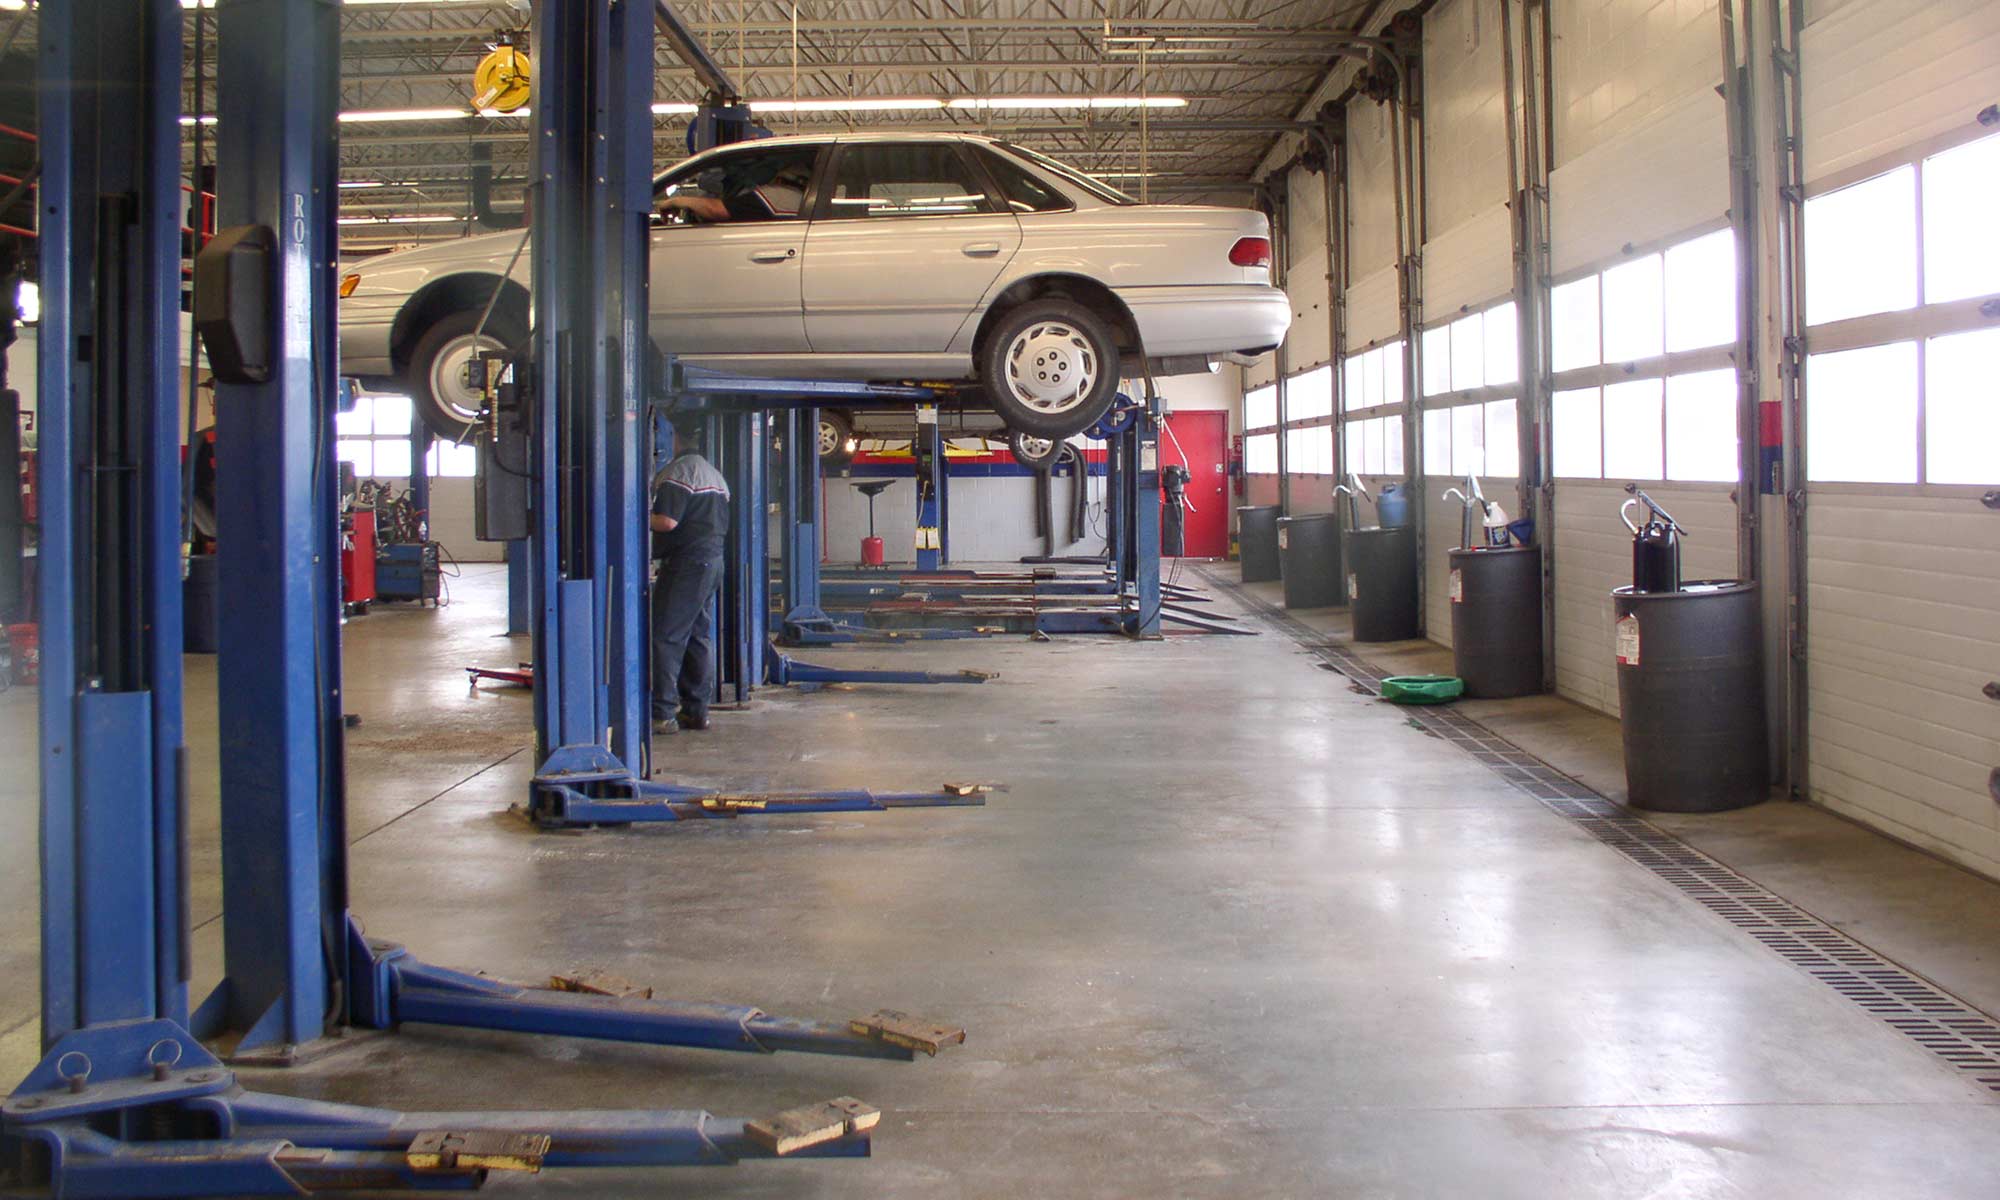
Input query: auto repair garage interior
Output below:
<box><xmin>4</xmin><ymin>0</ymin><xmax>2000</xmax><ymax>1195</ymax></box>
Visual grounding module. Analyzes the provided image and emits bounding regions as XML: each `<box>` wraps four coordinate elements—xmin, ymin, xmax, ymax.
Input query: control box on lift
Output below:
<box><xmin>473</xmin><ymin>349</ymin><xmax>532</xmax><ymax>541</ymax></box>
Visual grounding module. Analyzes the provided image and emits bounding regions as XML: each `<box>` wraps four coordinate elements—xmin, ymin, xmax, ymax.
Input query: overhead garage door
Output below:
<box><xmin>1798</xmin><ymin>0</ymin><xmax>2000</xmax><ymax>876</ymax></box>
<box><xmin>1542</xmin><ymin>0</ymin><xmax>1735</xmax><ymax>717</ymax></box>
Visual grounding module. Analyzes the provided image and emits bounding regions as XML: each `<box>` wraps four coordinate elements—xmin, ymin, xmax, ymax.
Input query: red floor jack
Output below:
<box><xmin>467</xmin><ymin>662</ymin><xmax>535</xmax><ymax>688</ymax></box>
<box><xmin>852</xmin><ymin>479</ymin><xmax>892</xmax><ymax>567</ymax></box>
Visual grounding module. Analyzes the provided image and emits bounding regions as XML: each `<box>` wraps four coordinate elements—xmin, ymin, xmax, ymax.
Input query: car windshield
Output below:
<box><xmin>994</xmin><ymin>142</ymin><xmax>1139</xmax><ymax>206</ymax></box>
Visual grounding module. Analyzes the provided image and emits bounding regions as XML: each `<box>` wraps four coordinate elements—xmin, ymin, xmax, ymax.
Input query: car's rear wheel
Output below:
<box><xmin>818</xmin><ymin>410</ymin><xmax>856</xmax><ymax>466</ymax></box>
<box><xmin>408</xmin><ymin>310</ymin><xmax>524</xmax><ymax>441</ymax></box>
<box><xmin>980</xmin><ymin>299</ymin><xmax>1119</xmax><ymax>439</ymax></box>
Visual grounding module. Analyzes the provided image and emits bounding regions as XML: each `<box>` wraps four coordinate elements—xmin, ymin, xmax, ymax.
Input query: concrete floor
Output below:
<box><xmin>4</xmin><ymin>562</ymin><xmax>2000</xmax><ymax>1195</ymax></box>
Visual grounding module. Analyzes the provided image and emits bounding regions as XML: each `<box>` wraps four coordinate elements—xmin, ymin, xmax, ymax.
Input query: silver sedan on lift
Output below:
<box><xmin>337</xmin><ymin>131</ymin><xmax>1290</xmax><ymax>441</ymax></box>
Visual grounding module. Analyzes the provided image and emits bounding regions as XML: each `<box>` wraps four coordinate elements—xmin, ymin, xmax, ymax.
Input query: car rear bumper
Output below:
<box><xmin>1113</xmin><ymin>283</ymin><xmax>1291</xmax><ymax>359</ymax></box>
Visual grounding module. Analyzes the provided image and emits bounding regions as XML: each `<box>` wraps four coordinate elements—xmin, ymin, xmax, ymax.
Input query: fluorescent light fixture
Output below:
<box><xmin>339</xmin><ymin>180</ymin><xmax>387</xmax><ymax>190</ymax></box>
<box><xmin>747</xmin><ymin>98</ymin><xmax>944</xmax><ymax>113</ymax></box>
<box><xmin>338</xmin><ymin>214</ymin><xmax>464</xmax><ymax>226</ymax></box>
<box><xmin>16</xmin><ymin>280</ymin><xmax>37</xmax><ymax>325</ymax></box>
<box><xmin>652</xmin><ymin>102</ymin><xmax>700</xmax><ymax>115</ymax></box>
<box><xmin>179</xmin><ymin>115</ymin><xmax>219</xmax><ymax>127</ymax></box>
<box><xmin>947</xmin><ymin>96</ymin><xmax>1187</xmax><ymax>110</ymax></box>
<box><xmin>339</xmin><ymin>108</ymin><xmax>476</xmax><ymax>124</ymax></box>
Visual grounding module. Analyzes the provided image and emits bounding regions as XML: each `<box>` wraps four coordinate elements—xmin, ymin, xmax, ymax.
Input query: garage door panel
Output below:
<box><xmin>1805</xmin><ymin>489</ymin><xmax>2000</xmax><ymax>878</ymax></box>
<box><xmin>1422</xmin><ymin>205</ymin><xmax>1514</xmax><ymax>319</ymax></box>
<box><xmin>1345</xmin><ymin>265</ymin><xmax>1401</xmax><ymax>351</ymax></box>
<box><xmin>1811</xmin><ymin>689</ymin><xmax>1998</xmax><ymax>792</ymax></box>
<box><xmin>1813</xmin><ymin>769</ymin><xmax>2000</xmax><ymax>878</ymax></box>
<box><xmin>1803</xmin><ymin>0</ymin><xmax>2000</xmax><ymax>184</ymax></box>
<box><xmin>1808</xmin><ymin>609</ymin><xmax>2000</xmax><ymax>692</ymax></box>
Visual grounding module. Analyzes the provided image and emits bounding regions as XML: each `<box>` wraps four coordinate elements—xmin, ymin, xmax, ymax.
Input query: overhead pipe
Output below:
<box><xmin>469</xmin><ymin>143</ymin><xmax>524</xmax><ymax>231</ymax></box>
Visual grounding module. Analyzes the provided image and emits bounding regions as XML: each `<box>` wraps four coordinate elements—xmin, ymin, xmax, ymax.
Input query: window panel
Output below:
<box><xmin>371</xmin><ymin>438</ymin><xmax>411</xmax><ymax>480</ymax></box>
<box><xmin>1664</xmin><ymin>370</ymin><xmax>1738</xmax><ymax>483</ymax></box>
<box><xmin>336</xmin><ymin>439</ymin><xmax>373</xmax><ymax>478</ymax></box>
<box><xmin>1345</xmin><ymin>419</ymin><xmax>1366</xmax><ymax>475</ymax></box>
<box><xmin>1484</xmin><ymin>399</ymin><xmax>1519</xmax><ymax>477</ymax></box>
<box><xmin>336</xmin><ymin>396</ymin><xmax>374</xmax><ymax>437</ymax></box>
<box><xmin>1601</xmin><ymin>254</ymin><xmax>1664</xmax><ymax>363</ymax></box>
<box><xmin>1423</xmin><ymin>407</ymin><xmax>1452</xmax><ymax>475</ymax></box>
<box><xmin>1923</xmin><ymin>134</ymin><xmax>2000</xmax><ymax>305</ymax></box>
<box><xmin>371</xmin><ymin>394</ymin><xmax>412</xmax><ymax>436</ymax></box>
<box><xmin>1287</xmin><ymin>426</ymin><xmax>1327</xmax><ymax>475</ymax></box>
<box><xmin>1449</xmin><ymin>314</ymin><xmax>1484</xmax><ymax>391</ymax></box>
<box><xmin>1450</xmin><ymin>403</ymin><xmax>1484</xmax><ymax>476</ymax></box>
<box><xmin>1805</xmin><ymin>341</ymin><xmax>1917</xmax><ymax>483</ymax></box>
<box><xmin>659</xmin><ymin>145</ymin><xmax>819</xmax><ymax>224</ymax></box>
<box><xmin>1289</xmin><ymin>366</ymin><xmax>1334</xmax><ymax>421</ymax></box>
<box><xmin>1805</xmin><ymin>165</ymin><xmax>1917</xmax><ymax>326</ymax></box>
<box><xmin>1551</xmin><ymin>276</ymin><xmax>1601</xmax><ymax>372</ymax></box>
<box><xmin>427</xmin><ymin>439</ymin><xmax>477</xmax><ymax>478</ymax></box>
<box><xmin>1552</xmin><ymin>387</ymin><xmax>1603</xmax><ymax>478</ymax></box>
<box><xmin>1361</xmin><ymin>347</ymin><xmax>1384</xmax><ymax>409</ymax></box>
<box><xmin>1602</xmin><ymin>378</ymin><xmax>1664</xmax><ymax>480</ymax></box>
<box><xmin>1343</xmin><ymin>355</ymin><xmax>1365</xmax><ymax>412</ymax></box>
<box><xmin>1381</xmin><ymin>344</ymin><xmax>1405</xmax><ymax>409</ymax></box>
<box><xmin>1665</xmin><ymin>229</ymin><xmax>1736</xmax><ymax>353</ymax></box>
<box><xmin>1483</xmin><ymin>302</ymin><xmax>1519</xmax><ymax>386</ymax></box>
<box><xmin>1383</xmin><ymin>415</ymin><xmax>1405</xmax><ymax>476</ymax></box>
<box><xmin>1245</xmin><ymin>432</ymin><xmax>1278</xmax><ymax>474</ymax></box>
<box><xmin>1924</xmin><ymin>328</ymin><xmax>2000</xmax><ymax>485</ymax></box>
<box><xmin>1422</xmin><ymin>325</ymin><xmax>1452</xmax><ymax>395</ymax></box>
<box><xmin>1245</xmin><ymin>385</ymin><xmax>1277</xmax><ymax>429</ymax></box>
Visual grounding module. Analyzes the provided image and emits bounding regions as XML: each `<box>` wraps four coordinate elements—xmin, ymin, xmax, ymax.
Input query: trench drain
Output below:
<box><xmin>1212</xmin><ymin>567</ymin><xmax>2000</xmax><ymax>1097</ymax></box>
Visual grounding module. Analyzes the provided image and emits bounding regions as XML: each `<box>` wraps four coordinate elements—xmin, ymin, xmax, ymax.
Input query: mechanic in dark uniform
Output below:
<box><xmin>649</xmin><ymin>423</ymin><xmax>730</xmax><ymax>734</ymax></box>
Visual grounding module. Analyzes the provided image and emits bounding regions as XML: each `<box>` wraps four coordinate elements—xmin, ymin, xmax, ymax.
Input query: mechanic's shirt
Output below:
<box><xmin>652</xmin><ymin>453</ymin><xmax>730</xmax><ymax>562</ymax></box>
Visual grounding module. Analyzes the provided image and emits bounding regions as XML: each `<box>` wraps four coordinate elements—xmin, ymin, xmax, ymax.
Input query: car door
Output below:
<box><xmin>648</xmin><ymin>143</ymin><xmax>824</xmax><ymax>355</ymax></box>
<box><xmin>801</xmin><ymin>141</ymin><xmax>1022</xmax><ymax>353</ymax></box>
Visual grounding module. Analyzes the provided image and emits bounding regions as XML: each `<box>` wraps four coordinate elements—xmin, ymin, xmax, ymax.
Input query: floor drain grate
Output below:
<box><xmin>1205</xmin><ymin>566</ymin><xmax>2000</xmax><ymax>1097</ymax></box>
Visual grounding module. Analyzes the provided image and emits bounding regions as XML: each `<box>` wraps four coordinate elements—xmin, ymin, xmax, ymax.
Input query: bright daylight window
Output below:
<box><xmin>1245</xmin><ymin>384</ymin><xmax>1279</xmax><ymax>432</ymax></box>
<box><xmin>425</xmin><ymin>439</ymin><xmax>478</xmax><ymax>478</ymax></box>
<box><xmin>1337</xmin><ymin>341</ymin><xmax>1407</xmax><ymax>478</ymax></box>
<box><xmin>1803</xmin><ymin>131</ymin><xmax>2000</xmax><ymax>485</ymax></box>
<box><xmin>1287</xmin><ymin>426</ymin><xmax>1331</xmax><ymax>475</ymax></box>
<box><xmin>1548</xmin><ymin>230</ymin><xmax>1738</xmax><ymax>481</ymax></box>
<box><xmin>1245</xmin><ymin>432</ymin><xmax>1278</xmax><ymax>474</ymax></box>
<box><xmin>1287</xmin><ymin>365</ymin><xmax>1335</xmax><ymax>421</ymax></box>
<box><xmin>1419</xmin><ymin>302</ymin><xmax>1521</xmax><ymax>478</ymax></box>
<box><xmin>336</xmin><ymin>393</ymin><xmax>413</xmax><ymax>480</ymax></box>
<box><xmin>1342</xmin><ymin>415</ymin><xmax>1404</xmax><ymax>476</ymax></box>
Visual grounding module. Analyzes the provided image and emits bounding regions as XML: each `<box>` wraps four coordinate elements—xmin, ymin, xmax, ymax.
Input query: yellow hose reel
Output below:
<box><xmin>472</xmin><ymin>45</ymin><xmax>532</xmax><ymax>113</ymax></box>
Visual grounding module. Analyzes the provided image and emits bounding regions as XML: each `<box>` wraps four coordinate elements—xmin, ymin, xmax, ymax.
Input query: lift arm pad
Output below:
<box><xmin>192</xmin><ymin>224</ymin><xmax>276</xmax><ymax>384</ymax></box>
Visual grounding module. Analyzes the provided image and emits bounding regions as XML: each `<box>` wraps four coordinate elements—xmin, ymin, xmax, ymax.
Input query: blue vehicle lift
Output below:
<box><xmin>5</xmin><ymin>2</ymin><xmax>967</xmax><ymax>1193</ymax></box>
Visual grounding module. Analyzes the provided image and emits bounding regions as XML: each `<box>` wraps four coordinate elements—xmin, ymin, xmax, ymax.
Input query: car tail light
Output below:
<box><xmin>339</xmin><ymin>273</ymin><xmax>361</xmax><ymax>298</ymax></box>
<box><xmin>1228</xmin><ymin>236</ymin><xmax>1271</xmax><ymax>268</ymax></box>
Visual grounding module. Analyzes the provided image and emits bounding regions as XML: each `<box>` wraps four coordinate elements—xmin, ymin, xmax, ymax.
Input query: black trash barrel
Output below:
<box><xmin>1613</xmin><ymin>580</ymin><xmax>1766</xmax><ymax>813</ymax></box>
<box><xmin>1344</xmin><ymin>525</ymin><xmax>1419</xmax><ymax>641</ymax></box>
<box><xmin>1276</xmin><ymin>513</ymin><xmax>1343</xmax><ymax>608</ymax></box>
<box><xmin>1237</xmin><ymin>505</ymin><xmax>1281</xmax><ymax>583</ymax></box>
<box><xmin>1449</xmin><ymin>546</ymin><xmax>1543</xmax><ymax>698</ymax></box>
<box><xmin>183</xmin><ymin>553</ymin><xmax>220</xmax><ymax>654</ymax></box>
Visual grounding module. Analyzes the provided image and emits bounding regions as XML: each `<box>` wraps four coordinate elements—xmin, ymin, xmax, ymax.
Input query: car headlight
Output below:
<box><xmin>339</xmin><ymin>273</ymin><xmax>361</xmax><ymax>298</ymax></box>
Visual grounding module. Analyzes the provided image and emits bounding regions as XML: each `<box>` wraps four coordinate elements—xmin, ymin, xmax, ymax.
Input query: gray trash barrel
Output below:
<box><xmin>1237</xmin><ymin>505</ymin><xmax>1281</xmax><ymax>583</ymax></box>
<box><xmin>1344</xmin><ymin>525</ymin><xmax>1419</xmax><ymax>642</ymax></box>
<box><xmin>1613</xmin><ymin>580</ymin><xmax>1766</xmax><ymax>812</ymax></box>
<box><xmin>1449</xmin><ymin>546</ymin><xmax>1543</xmax><ymax>698</ymax></box>
<box><xmin>1276</xmin><ymin>513</ymin><xmax>1342</xmax><ymax>608</ymax></box>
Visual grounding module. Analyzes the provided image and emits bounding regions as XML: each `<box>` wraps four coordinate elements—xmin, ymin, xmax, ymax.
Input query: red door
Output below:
<box><xmin>1161</xmin><ymin>409</ymin><xmax>1228</xmax><ymax>558</ymax></box>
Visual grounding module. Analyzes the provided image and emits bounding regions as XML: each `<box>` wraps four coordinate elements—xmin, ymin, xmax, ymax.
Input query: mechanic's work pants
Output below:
<box><xmin>650</xmin><ymin>554</ymin><xmax>721</xmax><ymax>721</ymax></box>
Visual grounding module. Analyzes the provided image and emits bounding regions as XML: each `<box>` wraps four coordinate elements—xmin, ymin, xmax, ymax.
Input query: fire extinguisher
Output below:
<box><xmin>1620</xmin><ymin>484</ymin><xmax>1684</xmax><ymax>593</ymax></box>
<box><xmin>1228</xmin><ymin>434</ymin><xmax>1245</xmax><ymax>497</ymax></box>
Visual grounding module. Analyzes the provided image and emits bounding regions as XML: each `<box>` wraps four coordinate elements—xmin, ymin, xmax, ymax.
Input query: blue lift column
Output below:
<box><xmin>30</xmin><ymin>0</ymin><xmax>190</xmax><ymax>1047</ymax></box>
<box><xmin>206</xmin><ymin>0</ymin><xmax>348</xmax><ymax>1055</ymax></box>
<box><xmin>915</xmin><ymin>404</ymin><xmax>944</xmax><ymax>570</ymax></box>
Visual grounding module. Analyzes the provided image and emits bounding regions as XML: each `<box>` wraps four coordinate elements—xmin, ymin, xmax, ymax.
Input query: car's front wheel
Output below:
<box><xmin>408</xmin><ymin>310</ymin><xmax>524</xmax><ymax>442</ymax></box>
<box><xmin>818</xmin><ymin>410</ymin><xmax>856</xmax><ymax>466</ymax></box>
<box><xmin>980</xmin><ymin>299</ymin><xmax>1119</xmax><ymax>439</ymax></box>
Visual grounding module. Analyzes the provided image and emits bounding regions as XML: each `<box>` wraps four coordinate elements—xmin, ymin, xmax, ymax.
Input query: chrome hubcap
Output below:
<box><xmin>1003</xmin><ymin>322</ymin><xmax>1098</xmax><ymax>415</ymax></box>
<box><xmin>429</xmin><ymin>332</ymin><xmax>506</xmax><ymax>425</ymax></box>
<box><xmin>818</xmin><ymin>419</ymin><xmax>841</xmax><ymax>456</ymax></box>
<box><xmin>1015</xmin><ymin>434</ymin><xmax>1055</xmax><ymax>461</ymax></box>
